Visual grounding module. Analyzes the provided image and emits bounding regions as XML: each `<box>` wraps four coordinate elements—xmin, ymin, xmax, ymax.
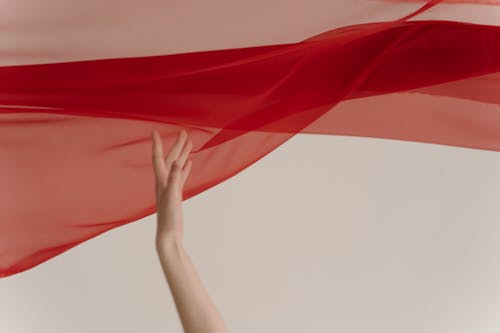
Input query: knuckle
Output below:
<box><xmin>169</xmin><ymin>168</ymin><xmax>181</xmax><ymax>178</ymax></box>
<box><xmin>173</xmin><ymin>160</ymin><xmax>182</xmax><ymax>169</ymax></box>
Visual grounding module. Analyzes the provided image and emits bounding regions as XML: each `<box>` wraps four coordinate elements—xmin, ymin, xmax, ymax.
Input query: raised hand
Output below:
<box><xmin>151</xmin><ymin>129</ymin><xmax>193</xmax><ymax>245</ymax></box>
<box><xmin>151</xmin><ymin>129</ymin><xmax>231</xmax><ymax>333</ymax></box>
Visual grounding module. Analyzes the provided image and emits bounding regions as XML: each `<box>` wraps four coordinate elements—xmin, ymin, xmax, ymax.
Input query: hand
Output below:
<box><xmin>151</xmin><ymin>129</ymin><xmax>193</xmax><ymax>246</ymax></box>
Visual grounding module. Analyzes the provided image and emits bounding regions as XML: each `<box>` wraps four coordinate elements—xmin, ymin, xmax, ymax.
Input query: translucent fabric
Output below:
<box><xmin>0</xmin><ymin>0</ymin><xmax>499</xmax><ymax>277</ymax></box>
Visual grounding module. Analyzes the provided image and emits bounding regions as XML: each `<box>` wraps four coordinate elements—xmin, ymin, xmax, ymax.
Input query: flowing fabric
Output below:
<box><xmin>1</xmin><ymin>0</ymin><xmax>499</xmax><ymax>278</ymax></box>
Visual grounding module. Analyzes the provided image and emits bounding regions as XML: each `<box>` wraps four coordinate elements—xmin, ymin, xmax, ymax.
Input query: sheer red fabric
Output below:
<box><xmin>1</xmin><ymin>2</ymin><xmax>499</xmax><ymax>277</ymax></box>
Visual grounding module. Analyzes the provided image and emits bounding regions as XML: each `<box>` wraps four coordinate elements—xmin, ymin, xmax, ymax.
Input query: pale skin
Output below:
<box><xmin>151</xmin><ymin>129</ymin><xmax>230</xmax><ymax>333</ymax></box>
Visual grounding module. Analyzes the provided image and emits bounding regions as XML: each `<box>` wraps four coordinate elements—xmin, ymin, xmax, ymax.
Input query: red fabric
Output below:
<box><xmin>1</xmin><ymin>14</ymin><xmax>499</xmax><ymax>277</ymax></box>
<box><xmin>386</xmin><ymin>0</ymin><xmax>500</xmax><ymax>4</ymax></box>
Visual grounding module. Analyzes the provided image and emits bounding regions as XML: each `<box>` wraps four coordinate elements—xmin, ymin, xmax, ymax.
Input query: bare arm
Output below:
<box><xmin>151</xmin><ymin>129</ymin><xmax>230</xmax><ymax>333</ymax></box>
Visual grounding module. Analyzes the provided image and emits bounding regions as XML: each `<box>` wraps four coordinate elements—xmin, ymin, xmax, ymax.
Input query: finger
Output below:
<box><xmin>164</xmin><ymin>129</ymin><xmax>187</xmax><ymax>169</ymax></box>
<box><xmin>151</xmin><ymin>130</ymin><xmax>166</xmax><ymax>184</ymax></box>
<box><xmin>181</xmin><ymin>159</ymin><xmax>192</xmax><ymax>187</ymax></box>
<box><xmin>177</xmin><ymin>139</ymin><xmax>192</xmax><ymax>170</ymax></box>
<box><xmin>167</xmin><ymin>159</ymin><xmax>183</xmax><ymax>190</ymax></box>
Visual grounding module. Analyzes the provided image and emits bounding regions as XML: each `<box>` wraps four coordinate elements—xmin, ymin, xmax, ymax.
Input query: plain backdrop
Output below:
<box><xmin>1</xmin><ymin>133</ymin><xmax>500</xmax><ymax>333</ymax></box>
<box><xmin>2</xmin><ymin>0</ymin><xmax>500</xmax><ymax>332</ymax></box>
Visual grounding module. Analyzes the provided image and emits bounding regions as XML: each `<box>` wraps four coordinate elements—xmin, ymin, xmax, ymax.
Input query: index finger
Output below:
<box><xmin>164</xmin><ymin>129</ymin><xmax>187</xmax><ymax>169</ymax></box>
<box><xmin>152</xmin><ymin>130</ymin><xmax>166</xmax><ymax>181</ymax></box>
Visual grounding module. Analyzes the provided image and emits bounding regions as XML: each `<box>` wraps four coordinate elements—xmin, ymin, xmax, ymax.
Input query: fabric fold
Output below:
<box><xmin>0</xmin><ymin>1</ymin><xmax>499</xmax><ymax>277</ymax></box>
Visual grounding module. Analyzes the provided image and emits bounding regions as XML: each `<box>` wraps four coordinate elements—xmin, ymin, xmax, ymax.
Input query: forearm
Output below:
<box><xmin>156</xmin><ymin>237</ymin><xmax>230</xmax><ymax>333</ymax></box>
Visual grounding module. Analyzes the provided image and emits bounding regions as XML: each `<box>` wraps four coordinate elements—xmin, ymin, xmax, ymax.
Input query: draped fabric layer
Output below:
<box><xmin>1</xmin><ymin>1</ymin><xmax>499</xmax><ymax>277</ymax></box>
